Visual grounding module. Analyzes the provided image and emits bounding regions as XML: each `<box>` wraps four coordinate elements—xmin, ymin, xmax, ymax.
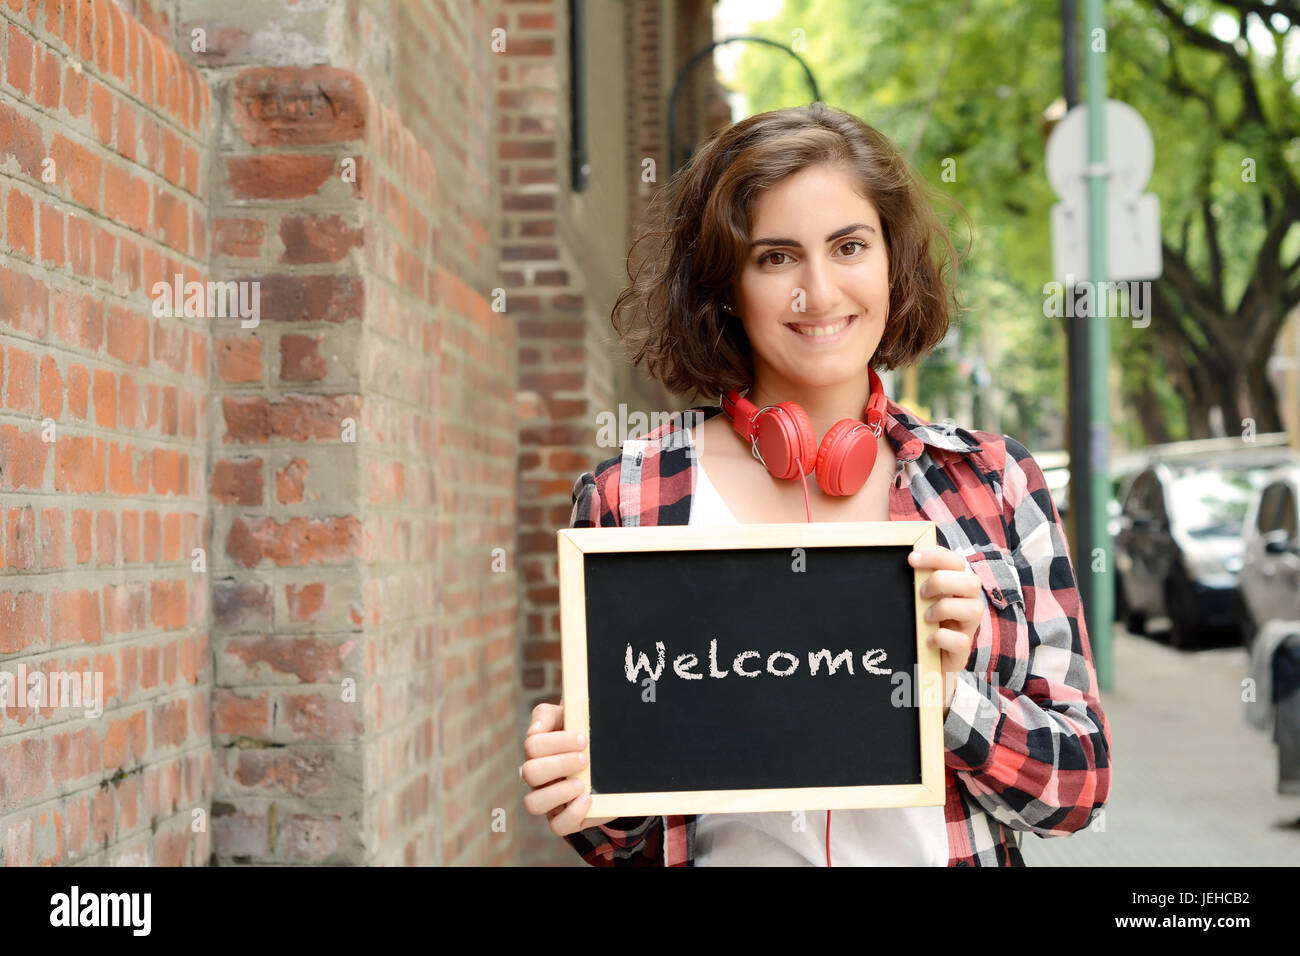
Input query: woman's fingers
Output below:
<box><xmin>921</xmin><ymin>568</ymin><xmax>981</xmax><ymax>600</ymax></box>
<box><xmin>521</xmin><ymin>750</ymin><xmax>587</xmax><ymax>789</ymax></box>
<box><xmin>927</xmin><ymin>626</ymin><xmax>971</xmax><ymax>655</ymax></box>
<box><xmin>523</xmin><ymin>729</ymin><xmax>585</xmax><ymax>760</ymax></box>
<box><xmin>908</xmin><ymin>546</ymin><xmax>968</xmax><ymax>572</ymax></box>
<box><xmin>547</xmin><ymin>790</ymin><xmax>593</xmax><ymax>837</ymax></box>
<box><xmin>528</xmin><ymin>701</ymin><xmax>563</xmax><ymax>735</ymax></box>
<box><xmin>924</xmin><ymin>596</ymin><xmax>985</xmax><ymax>628</ymax></box>
<box><xmin>524</xmin><ymin>776</ymin><xmax>587</xmax><ymax>818</ymax></box>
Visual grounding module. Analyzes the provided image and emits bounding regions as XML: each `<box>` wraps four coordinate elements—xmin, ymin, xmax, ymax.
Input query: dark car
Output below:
<box><xmin>1114</xmin><ymin>461</ymin><xmax>1272</xmax><ymax>648</ymax></box>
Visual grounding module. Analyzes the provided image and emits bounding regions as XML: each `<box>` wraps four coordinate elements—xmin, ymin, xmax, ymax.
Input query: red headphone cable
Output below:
<box><xmin>794</xmin><ymin>457</ymin><xmax>830</xmax><ymax>867</ymax></box>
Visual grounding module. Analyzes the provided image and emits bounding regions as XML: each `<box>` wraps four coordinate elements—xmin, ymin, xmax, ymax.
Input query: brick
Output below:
<box><xmin>162</xmin><ymin>512</ymin><xmax>180</xmax><ymax>560</ymax></box>
<box><xmin>224</xmin><ymin>633</ymin><xmax>344</xmax><ymax>684</ymax></box>
<box><xmin>274</xmin><ymin>457</ymin><xmax>307</xmax><ymax>504</ymax></box>
<box><xmin>104</xmin><ymin>164</ymin><xmax>149</xmax><ymax>234</ymax></box>
<box><xmin>153</xmin><ymin>186</ymin><xmax>187</xmax><ymax>249</ymax></box>
<box><xmin>65</xmin><ymin>214</ymin><xmax>93</xmax><ymax>275</ymax></box>
<box><xmin>153</xmin><ymin>322</ymin><xmax>186</xmax><ymax>373</ymax></box>
<box><xmin>213</xmin><ymin>218</ymin><xmax>264</xmax><ymax>257</ymax></box>
<box><xmin>5</xmin><ymin>345</ymin><xmax>36</xmax><ymax>413</ymax></box>
<box><xmin>284</xmin><ymin>583</ymin><xmax>324</xmax><ymax>623</ymax></box>
<box><xmin>0</xmin><ymin>100</ymin><xmax>46</xmax><ymax>177</ymax></box>
<box><xmin>225</xmin><ymin>515</ymin><xmax>362</xmax><ymax>568</ymax></box>
<box><xmin>279</xmin><ymin>333</ymin><xmax>326</xmax><ymax>381</ymax></box>
<box><xmin>119</xmin><ymin>509</ymin><xmax>139</xmax><ymax>561</ymax></box>
<box><xmin>212</xmin><ymin>579</ymin><xmax>271</xmax><ymax>630</ymax></box>
<box><xmin>38</xmin><ymin>507</ymin><xmax>65</xmax><ymax>570</ymax></box>
<box><xmin>6</xmin><ymin>506</ymin><xmax>36</xmax><ymax>569</ymax></box>
<box><xmin>215</xmin><ymin>336</ymin><xmax>262</xmax><ymax>383</ymax></box>
<box><xmin>0</xmin><ymin>591</ymin><xmax>44</xmax><ymax>654</ymax></box>
<box><xmin>160</xmin><ymin>126</ymin><xmax>181</xmax><ymax>185</ymax></box>
<box><xmin>102</xmin><ymin>582</ymin><xmax>145</xmax><ymax>634</ymax></box>
<box><xmin>37</xmin><ymin>202</ymin><xmax>64</xmax><ymax>267</ymax></box>
<box><xmin>70</xmin><ymin>509</ymin><xmax>90</xmax><ymax>563</ymax></box>
<box><xmin>232</xmin><ymin>67</ymin><xmax>367</xmax><ymax>146</ymax></box>
<box><xmin>63</xmin><ymin>62</ymin><xmax>88</xmax><ymax>117</ymax></box>
<box><xmin>49</xmin><ymin>134</ymin><xmax>102</xmax><ymax>208</ymax></box>
<box><xmin>95</xmin><ymin>509</ymin><xmax>114</xmax><ymax>565</ymax></box>
<box><xmin>34</xmin><ymin>45</ymin><xmax>61</xmax><ymax>110</ymax></box>
<box><xmin>0</xmin><ymin>265</ymin><xmax>49</xmax><ymax>336</ymax></box>
<box><xmin>256</xmin><ymin>274</ymin><xmax>363</xmax><ymax>323</ymax></box>
<box><xmin>91</xmin><ymin>367</ymin><xmax>116</xmax><ymax>428</ymax></box>
<box><xmin>0</xmin><ymin>737</ymin><xmax>48</xmax><ymax>814</ymax></box>
<box><xmin>89</xmin><ymin>80</ymin><xmax>112</xmax><ymax>146</ymax></box>
<box><xmin>106</xmin><ymin>306</ymin><xmax>149</xmax><ymax>366</ymax></box>
<box><xmin>149</xmin><ymin>579</ymin><xmax>186</xmax><ymax>629</ymax></box>
<box><xmin>117</xmin><ymin>373</ymin><xmax>138</xmax><ymax>429</ymax></box>
<box><xmin>38</xmin><ymin>353</ymin><xmax>62</xmax><ymax>419</ymax></box>
<box><xmin>118</xmin><ymin>236</ymin><xmax>141</xmax><ymax>292</ymax></box>
<box><xmin>212</xmin><ymin>457</ymin><xmax>262</xmax><ymax>505</ymax></box>
<box><xmin>212</xmin><ymin>689</ymin><xmax>269</xmax><ymax>737</ymax></box>
<box><xmin>282</xmin><ymin>693</ymin><xmax>359</xmax><ymax>742</ymax></box>
<box><xmin>116</xmin><ymin>99</ymin><xmax>137</xmax><ymax>161</ymax></box>
<box><xmin>5</xmin><ymin>23</ymin><xmax>34</xmax><ymax>95</ymax></box>
<box><xmin>50</xmin><ymin>588</ymin><xmax>101</xmax><ymax>645</ymax></box>
<box><xmin>65</xmin><ymin>363</ymin><xmax>89</xmax><ymax>419</ymax></box>
<box><xmin>5</xmin><ymin>189</ymin><xmax>35</xmax><ymax>257</ymax></box>
<box><xmin>224</xmin><ymin>154</ymin><xmax>337</xmax><ymax>201</ymax></box>
<box><xmin>53</xmin><ymin>435</ymin><xmax>105</xmax><ymax>493</ymax></box>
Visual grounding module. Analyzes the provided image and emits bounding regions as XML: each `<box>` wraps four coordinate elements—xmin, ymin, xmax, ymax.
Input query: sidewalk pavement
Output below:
<box><xmin>1022</xmin><ymin>622</ymin><xmax>1300</xmax><ymax>866</ymax></box>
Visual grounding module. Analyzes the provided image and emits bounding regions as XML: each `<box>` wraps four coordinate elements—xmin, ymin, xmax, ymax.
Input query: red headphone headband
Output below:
<box><xmin>722</xmin><ymin>367</ymin><xmax>886</xmax><ymax>445</ymax></box>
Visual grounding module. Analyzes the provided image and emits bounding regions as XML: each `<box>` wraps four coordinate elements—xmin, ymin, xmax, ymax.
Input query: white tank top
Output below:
<box><xmin>688</xmin><ymin>450</ymin><xmax>949</xmax><ymax>866</ymax></box>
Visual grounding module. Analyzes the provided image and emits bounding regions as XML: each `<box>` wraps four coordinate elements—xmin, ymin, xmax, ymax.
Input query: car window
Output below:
<box><xmin>1281</xmin><ymin>486</ymin><xmax>1298</xmax><ymax>540</ymax></box>
<box><xmin>1257</xmin><ymin>483</ymin><xmax>1286</xmax><ymax>534</ymax></box>
<box><xmin>1168</xmin><ymin>469</ymin><xmax>1263</xmax><ymax>537</ymax></box>
<box><xmin>1125</xmin><ymin>472</ymin><xmax>1153</xmax><ymax>517</ymax></box>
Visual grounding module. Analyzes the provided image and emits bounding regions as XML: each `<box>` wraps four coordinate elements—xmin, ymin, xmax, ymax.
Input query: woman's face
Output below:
<box><xmin>732</xmin><ymin>163</ymin><xmax>889</xmax><ymax>391</ymax></box>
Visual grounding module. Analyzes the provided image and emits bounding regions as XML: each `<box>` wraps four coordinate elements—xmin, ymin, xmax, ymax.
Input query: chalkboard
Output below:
<box><xmin>557</xmin><ymin>521</ymin><xmax>946</xmax><ymax>819</ymax></box>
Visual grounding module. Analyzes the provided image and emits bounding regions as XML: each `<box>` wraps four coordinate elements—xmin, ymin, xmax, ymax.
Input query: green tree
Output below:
<box><xmin>733</xmin><ymin>0</ymin><xmax>1300</xmax><ymax>442</ymax></box>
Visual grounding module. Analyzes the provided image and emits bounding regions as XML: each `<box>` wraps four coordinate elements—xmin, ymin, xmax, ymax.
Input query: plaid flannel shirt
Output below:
<box><xmin>561</xmin><ymin>398</ymin><xmax>1112</xmax><ymax>866</ymax></box>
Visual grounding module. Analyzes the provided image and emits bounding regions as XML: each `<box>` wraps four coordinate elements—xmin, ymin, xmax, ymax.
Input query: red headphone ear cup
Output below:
<box><xmin>755</xmin><ymin>402</ymin><xmax>815</xmax><ymax>480</ymax></box>
<box><xmin>815</xmin><ymin>419</ymin><xmax>878</xmax><ymax>496</ymax></box>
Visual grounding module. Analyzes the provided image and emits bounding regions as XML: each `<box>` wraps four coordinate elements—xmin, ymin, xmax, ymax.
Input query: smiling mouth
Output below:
<box><xmin>785</xmin><ymin>315</ymin><xmax>857</xmax><ymax>338</ymax></box>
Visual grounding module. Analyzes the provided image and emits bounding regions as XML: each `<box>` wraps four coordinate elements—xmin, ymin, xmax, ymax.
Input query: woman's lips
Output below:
<box><xmin>785</xmin><ymin>314</ymin><xmax>858</xmax><ymax>343</ymax></box>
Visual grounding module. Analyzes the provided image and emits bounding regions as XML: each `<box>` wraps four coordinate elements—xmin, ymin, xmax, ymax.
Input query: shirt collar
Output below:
<box><xmin>883</xmin><ymin>396</ymin><xmax>983</xmax><ymax>462</ymax></box>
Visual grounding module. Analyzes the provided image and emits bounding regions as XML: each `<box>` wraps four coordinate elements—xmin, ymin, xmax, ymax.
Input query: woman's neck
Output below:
<box><xmin>745</xmin><ymin>373</ymin><xmax>877</xmax><ymax>441</ymax></box>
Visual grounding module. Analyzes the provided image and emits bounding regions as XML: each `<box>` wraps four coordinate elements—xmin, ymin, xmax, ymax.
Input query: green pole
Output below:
<box><xmin>1085</xmin><ymin>0</ymin><xmax>1113</xmax><ymax>690</ymax></box>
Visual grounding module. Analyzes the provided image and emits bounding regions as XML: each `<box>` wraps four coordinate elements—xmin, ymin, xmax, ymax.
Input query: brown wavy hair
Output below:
<box><xmin>611</xmin><ymin>102</ymin><xmax>973</xmax><ymax>402</ymax></box>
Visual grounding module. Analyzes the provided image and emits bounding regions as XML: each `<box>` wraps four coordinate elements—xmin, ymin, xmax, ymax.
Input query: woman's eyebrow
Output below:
<box><xmin>751</xmin><ymin>222</ymin><xmax>877</xmax><ymax>249</ymax></box>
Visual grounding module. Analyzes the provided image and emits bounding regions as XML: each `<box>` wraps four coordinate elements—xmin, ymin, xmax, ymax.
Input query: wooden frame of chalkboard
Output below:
<box><xmin>557</xmin><ymin>520</ymin><xmax>945</xmax><ymax>820</ymax></box>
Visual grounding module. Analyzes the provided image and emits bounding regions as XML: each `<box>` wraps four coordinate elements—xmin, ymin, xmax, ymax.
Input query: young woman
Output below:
<box><xmin>520</xmin><ymin>103</ymin><xmax>1111</xmax><ymax>866</ymax></box>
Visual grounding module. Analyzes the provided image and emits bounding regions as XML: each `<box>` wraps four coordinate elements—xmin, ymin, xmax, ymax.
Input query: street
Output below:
<box><xmin>1022</xmin><ymin>622</ymin><xmax>1300</xmax><ymax>865</ymax></box>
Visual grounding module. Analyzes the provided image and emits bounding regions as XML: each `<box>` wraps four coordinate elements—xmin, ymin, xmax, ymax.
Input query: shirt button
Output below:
<box><xmin>957</xmin><ymin>860</ymin><xmax>972</xmax><ymax>867</ymax></box>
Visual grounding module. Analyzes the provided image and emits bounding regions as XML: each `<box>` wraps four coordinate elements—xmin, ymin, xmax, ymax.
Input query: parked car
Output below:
<box><xmin>1238</xmin><ymin>460</ymin><xmax>1300</xmax><ymax>649</ymax></box>
<box><xmin>1114</xmin><ymin>460</ymin><xmax>1273</xmax><ymax>648</ymax></box>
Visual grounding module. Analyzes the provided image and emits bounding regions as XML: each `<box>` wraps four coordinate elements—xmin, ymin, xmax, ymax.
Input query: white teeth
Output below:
<box><xmin>789</xmin><ymin>316</ymin><xmax>853</xmax><ymax>337</ymax></box>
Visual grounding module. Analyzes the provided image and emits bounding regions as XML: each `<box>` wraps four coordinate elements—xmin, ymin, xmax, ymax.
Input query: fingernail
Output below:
<box><xmin>576</xmin><ymin>733</ymin><xmax>586</xmax><ymax>746</ymax></box>
<box><xmin>578</xmin><ymin>752</ymin><xmax>587</xmax><ymax>766</ymax></box>
<box><xmin>529</xmin><ymin>721</ymin><xmax>539</xmax><ymax>732</ymax></box>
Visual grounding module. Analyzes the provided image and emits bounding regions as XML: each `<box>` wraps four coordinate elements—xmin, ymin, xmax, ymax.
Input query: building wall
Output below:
<box><xmin>0</xmin><ymin>0</ymin><xmax>723</xmax><ymax>867</ymax></box>
<box><xmin>0</xmin><ymin>0</ymin><xmax>213</xmax><ymax>865</ymax></box>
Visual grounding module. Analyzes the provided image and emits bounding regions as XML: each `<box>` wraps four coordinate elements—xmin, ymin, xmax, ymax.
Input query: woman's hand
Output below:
<box><xmin>908</xmin><ymin>546</ymin><xmax>986</xmax><ymax>717</ymax></box>
<box><xmin>522</xmin><ymin>701</ymin><xmax>617</xmax><ymax>836</ymax></box>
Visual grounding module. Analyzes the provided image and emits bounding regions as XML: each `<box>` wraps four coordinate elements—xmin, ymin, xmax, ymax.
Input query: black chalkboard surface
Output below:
<box><xmin>557</xmin><ymin>521</ymin><xmax>946</xmax><ymax>819</ymax></box>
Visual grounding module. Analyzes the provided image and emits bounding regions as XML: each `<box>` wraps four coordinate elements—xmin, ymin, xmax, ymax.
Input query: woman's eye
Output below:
<box><xmin>760</xmin><ymin>251</ymin><xmax>789</xmax><ymax>267</ymax></box>
<box><xmin>840</xmin><ymin>240</ymin><xmax>867</xmax><ymax>256</ymax></box>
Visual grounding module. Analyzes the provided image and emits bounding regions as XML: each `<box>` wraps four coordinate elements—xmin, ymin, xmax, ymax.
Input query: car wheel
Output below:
<box><xmin>1165</xmin><ymin>578</ymin><xmax>1199</xmax><ymax>650</ymax></box>
<box><xmin>1117</xmin><ymin>577</ymin><xmax>1146</xmax><ymax>635</ymax></box>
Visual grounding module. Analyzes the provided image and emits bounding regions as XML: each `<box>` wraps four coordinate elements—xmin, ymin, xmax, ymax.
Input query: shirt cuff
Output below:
<box><xmin>943</xmin><ymin>669</ymin><xmax>1004</xmax><ymax>774</ymax></box>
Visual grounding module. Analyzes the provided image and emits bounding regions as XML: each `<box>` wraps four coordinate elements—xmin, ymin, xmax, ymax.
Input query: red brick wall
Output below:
<box><xmin>0</xmin><ymin>0</ymin><xmax>212</xmax><ymax>865</ymax></box>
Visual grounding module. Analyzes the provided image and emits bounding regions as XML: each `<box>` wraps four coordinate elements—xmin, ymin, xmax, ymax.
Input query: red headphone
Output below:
<box><xmin>720</xmin><ymin>367</ymin><xmax>888</xmax><ymax>497</ymax></box>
